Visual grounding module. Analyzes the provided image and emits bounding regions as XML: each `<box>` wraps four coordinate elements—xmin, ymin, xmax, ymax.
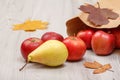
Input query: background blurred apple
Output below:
<box><xmin>77</xmin><ymin>29</ymin><xmax>94</xmax><ymax>49</ymax></box>
<box><xmin>91</xmin><ymin>30</ymin><xmax>115</xmax><ymax>55</ymax></box>
<box><xmin>111</xmin><ymin>28</ymin><xmax>120</xmax><ymax>48</ymax></box>
<box><xmin>41</xmin><ymin>32</ymin><xmax>64</xmax><ymax>42</ymax></box>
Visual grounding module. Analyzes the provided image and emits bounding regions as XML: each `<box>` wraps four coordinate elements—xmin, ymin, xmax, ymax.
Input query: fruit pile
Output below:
<box><xmin>20</xmin><ymin>29</ymin><xmax>120</xmax><ymax>71</ymax></box>
<box><xmin>20</xmin><ymin>32</ymin><xmax>87</xmax><ymax>70</ymax></box>
<box><xmin>77</xmin><ymin>29</ymin><xmax>119</xmax><ymax>55</ymax></box>
<box><xmin>77</xmin><ymin>28</ymin><xmax>120</xmax><ymax>55</ymax></box>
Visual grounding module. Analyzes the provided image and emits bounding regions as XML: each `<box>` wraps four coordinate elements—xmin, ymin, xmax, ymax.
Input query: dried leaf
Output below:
<box><xmin>87</xmin><ymin>8</ymin><xmax>109</xmax><ymax>25</ymax></box>
<box><xmin>83</xmin><ymin>61</ymin><xmax>112</xmax><ymax>74</ymax></box>
<box><xmin>102</xmin><ymin>64</ymin><xmax>112</xmax><ymax>70</ymax></box>
<box><xmin>79</xmin><ymin>4</ymin><xmax>95</xmax><ymax>13</ymax></box>
<box><xmin>93</xmin><ymin>67</ymin><xmax>106</xmax><ymax>74</ymax></box>
<box><xmin>79</xmin><ymin>3</ymin><xmax>119</xmax><ymax>26</ymax></box>
<box><xmin>78</xmin><ymin>0</ymin><xmax>120</xmax><ymax>28</ymax></box>
<box><xmin>12</xmin><ymin>19</ymin><xmax>48</xmax><ymax>32</ymax></box>
<box><xmin>84</xmin><ymin>61</ymin><xmax>102</xmax><ymax>69</ymax></box>
<box><xmin>101</xmin><ymin>9</ymin><xmax>119</xmax><ymax>19</ymax></box>
<box><xmin>93</xmin><ymin>64</ymin><xmax>112</xmax><ymax>74</ymax></box>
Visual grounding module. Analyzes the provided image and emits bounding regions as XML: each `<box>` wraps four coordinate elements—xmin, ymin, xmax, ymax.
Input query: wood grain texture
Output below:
<box><xmin>0</xmin><ymin>0</ymin><xmax>120</xmax><ymax>80</ymax></box>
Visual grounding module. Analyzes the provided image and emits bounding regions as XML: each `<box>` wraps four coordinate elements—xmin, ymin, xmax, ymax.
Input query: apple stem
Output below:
<box><xmin>19</xmin><ymin>61</ymin><xmax>29</xmax><ymax>71</ymax></box>
<box><xmin>73</xmin><ymin>33</ymin><xmax>76</xmax><ymax>37</ymax></box>
<box><xmin>97</xmin><ymin>2</ymin><xmax>100</xmax><ymax>8</ymax></box>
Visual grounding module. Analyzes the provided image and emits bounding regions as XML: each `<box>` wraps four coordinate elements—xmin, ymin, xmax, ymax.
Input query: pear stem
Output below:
<box><xmin>19</xmin><ymin>61</ymin><xmax>29</xmax><ymax>71</ymax></box>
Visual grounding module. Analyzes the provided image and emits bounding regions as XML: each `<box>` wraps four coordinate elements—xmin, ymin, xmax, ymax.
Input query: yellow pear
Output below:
<box><xmin>19</xmin><ymin>40</ymin><xmax>68</xmax><ymax>71</ymax></box>
<box><xmin>28</xmin><ymin>40</ymin><xmax>68</xmax><ymax>66</ymax></box>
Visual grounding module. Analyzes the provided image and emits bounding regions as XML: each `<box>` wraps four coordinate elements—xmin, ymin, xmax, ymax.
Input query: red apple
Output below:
<box><xmin>91</xmin><ymin>30</ymin><xmax>115</xmax><ymax>55</ymax></box>
<box><xmin>63</xmin><ymin>36</ymin><xmax>86</xmax><ymax>61</ymax></box>
<box><xmin>111</xmin><ymin>28</ymin><xmax>120</xmax><ymax>48</ymax></box>
<box><xmin>21</xmin><ymin>37</ymin><xmax>43</xmax><ymax>60</ymax></box>
<box><xmin>41</xmin><ymin>32</ymin><xmax>64</xmax><ymax>42</ymax></box>
<box><xmin>77</xmin><ymin>29</ymin><xmax>94</xmax><ymax>49</ymax></box>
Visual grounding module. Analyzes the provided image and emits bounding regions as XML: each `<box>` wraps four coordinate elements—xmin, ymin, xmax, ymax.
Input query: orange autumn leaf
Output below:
<box><xmin>93</xmin><ymin>67</ymin><xmax>106</xmax><ymax>74</ymax></box>
<box><xmin>13</xmin><ymin>19</ymin><xmax>48</xmax><ymax>31</ymax></box>
<box><xmin>84</xmin><ymin>61</ymin><xmax>112</xmax><ymax>74</ymax></box>
<box><xmin>93</xmin><ymin>64</ymin><xmax>112</xmax><ymax>74</ymax></box>
<box><xmin>102</xmin><ymin>64</ymin><xmax>112</xmax><ymax>70</ymax></box>
<box><xmin>84</xmin><ymin>61</ymin><xmax>103</xmax><ymax>69</ymax></box>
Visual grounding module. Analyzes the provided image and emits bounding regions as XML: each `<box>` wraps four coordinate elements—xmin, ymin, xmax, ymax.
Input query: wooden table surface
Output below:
<box><xmin>0</xmin><ymin>0</ymin><xmax>120</xmax><ymax>80</ymax></box>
